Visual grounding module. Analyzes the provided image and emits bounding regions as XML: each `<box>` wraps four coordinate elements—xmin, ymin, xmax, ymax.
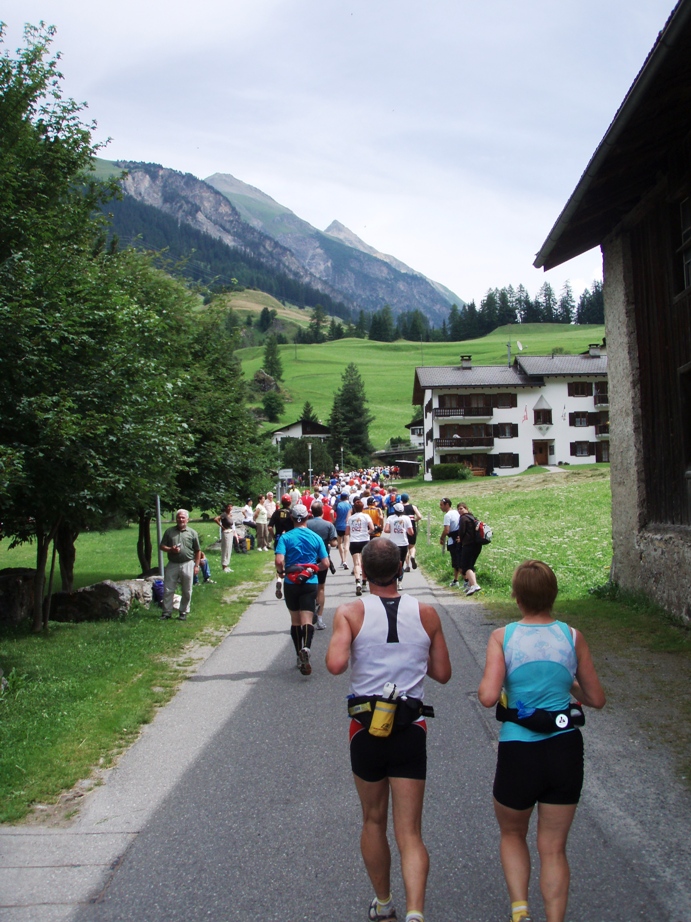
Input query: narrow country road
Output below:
<box><xmin>2</xmin><ymin>564</ymin><xmax>690</xmax><ymax>921</ymax></box>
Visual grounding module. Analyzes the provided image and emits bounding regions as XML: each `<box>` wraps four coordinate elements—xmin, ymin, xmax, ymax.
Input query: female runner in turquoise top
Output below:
<box><xmin>478</xmin><ymin>560</ymin><xmax>605</xmax><ymax>922</ymax></box>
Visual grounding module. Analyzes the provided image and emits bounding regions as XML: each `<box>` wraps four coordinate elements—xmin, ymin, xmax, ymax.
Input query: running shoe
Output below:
<box><xmin>275</xmin><ymin>579</ymin><xmax>283</xmax><ymax>599</ymax></box>
<box><xmin>465</xmin><ymin>584</ymin><xmax>482</xmax><ymax>596</ymax></box>
<box><xmin>368</xmin><ymin>897</ymin><xmax>397</xmax><ymax>921</ymax></box>
<box><xmin>341</xmin><ymin>562</ymin><xmax>349</xmax><ymax>570</ymax></box>
<box><xmin>508</xmin><ymin>916</ymin><xmax>532</xmax><ymax>922</ymax></box>
<box><xmin>356</xmin><ymin>581</ymin><xmax>362</xmax><ymax>596</ymax></box>
<box><xmin>160</xmin><ymin>612</ymin><xmax>172</xmax><ymax>620</ymax></box>
<box><xmin>448</xmin><ymin>580</ymin><xmax>459</xmax><ymax>588</ymax></box>
<box><xmin>315</xmin><ymin>616</ymin><xmax>326</xmax><ymax>630</ymax></box>
<box><xmin>411</xmin><ymin>558</ymin><xmax>418</xmax><ymax>569</ymax></box>
<box><xmin>299</xmin><ymin>647</ymin><xmax>312</xmax><ymax>675</ymax></box>
<box><xmin>178</xmin><ymin>612</ymin><xmax>187</xmax><ymax>621</ymax></box>
<box><xmin>403</xmin><ymin>566</ymin><xmax>411</xmax><ymax>572</ymax></box>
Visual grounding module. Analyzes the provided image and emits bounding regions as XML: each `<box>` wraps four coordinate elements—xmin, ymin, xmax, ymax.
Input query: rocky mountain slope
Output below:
<box><xmin>117</xmin><ymin>163</ymin><xmax>349</xmax><ymax>309</ymax></box>
<box><xmin>106</xmin><ymin>160</ymin><xmax>463</xmax><ymax>324</ymax></box>
<box><xmin>205</xmin><ymin>172</ymin><xmax>463</xmax><ymax>324</ymax></box>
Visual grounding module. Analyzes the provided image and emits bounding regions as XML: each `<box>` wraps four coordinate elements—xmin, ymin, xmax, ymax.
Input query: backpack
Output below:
<box><xmin>475</xmin><ymin>519</ymin><xmax>493</xmax><ymax>545</ymax></box>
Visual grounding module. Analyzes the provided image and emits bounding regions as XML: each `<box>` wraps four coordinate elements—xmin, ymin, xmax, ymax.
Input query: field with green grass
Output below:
<box><xmin>0</xmin><ymin>526</ymin><xmax>275</xmax><ymax>823</ymax></box>
<box><xmin>238</xmin><ymin>323</ymin><xmax>605</xmax><ymax>448</ymax></box>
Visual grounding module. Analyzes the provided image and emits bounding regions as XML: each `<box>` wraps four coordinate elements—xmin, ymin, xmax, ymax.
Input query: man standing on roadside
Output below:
<box><xmin>213</xmin><ymin>503</ymin><xmax>236</xmax><ymax>572</ymax></box>
<box><xmin>160</xmin><ymin>509</ymin><xmax>201</xmax><ymax>621</ymax></box>
<box><xmin>275</xmin><ymin>504</ymin><xmax>329</xmax><ymax>675</ymax></box>
<box><xmin>326</xmin><ymin>539</ymin><xmax>451</xmax><ymax>922</ymax></box>
<box><xmin>439</xmin><ymin>497</ymin><xmax>462</xmax><ymax>588</ymax></box>
<box><xmin>306</xmin><ymin>501</ymin><xmax>337</xmax><ymax>630</ymax></box>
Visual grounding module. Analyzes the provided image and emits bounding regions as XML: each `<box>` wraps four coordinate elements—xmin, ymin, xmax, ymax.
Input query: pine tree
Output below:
<box><xmin>263</xmin><ymin>333</ymin><xmax>283</xmax><ymax>381</ymax></box>
<box><xmin>300</xmin><ymin>401</ymin><xmax>319</xmax><ymax>423</ymax></box>
<box><xmin>328</xmin><ymin>363</ymin><xmax>374</xmax><ymax>467</ymax></box>
<box><xmin>556</xmin><ymin>281</ymin><xmax>575</xmax><ymax>324</ymax></box>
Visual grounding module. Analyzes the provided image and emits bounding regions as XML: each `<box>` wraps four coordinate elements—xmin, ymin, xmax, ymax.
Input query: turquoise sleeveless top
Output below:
<box><xmin>500</xmin><ymin>620</ymin><xmax>577</xmax><ymax>743</ymax></box>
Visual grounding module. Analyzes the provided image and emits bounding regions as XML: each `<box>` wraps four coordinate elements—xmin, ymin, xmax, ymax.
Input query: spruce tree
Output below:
<box><xmin>263</xmin><ymin>333</ymin><xmax>283</xmax><ymax>381</ymax></box>
<box><xmin>328</xmin><ymin>363</ymin><xmax>374</xmax><ymax>467</ymax></box>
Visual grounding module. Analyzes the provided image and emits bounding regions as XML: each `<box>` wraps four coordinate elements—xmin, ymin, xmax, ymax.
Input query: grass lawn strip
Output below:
<box><xmin>0</xmin><ymin>532</ymin><xmax>274</xmax><ymax>824</ymax></box>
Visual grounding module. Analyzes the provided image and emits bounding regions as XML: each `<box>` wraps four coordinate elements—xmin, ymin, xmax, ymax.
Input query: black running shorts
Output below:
<box><xmin>349</xmin><ymin>720</ymin><xmax>427</xmax><ymax>782</ymax></box>
<box><xmin>283</xmin><ymin>583</ymin><xmax>318</xmax><ymax>614</ymax></box>
<box><xmin>493</xmin><ymin>729</ymin><xmax>584</xmax><ymax>810</ymax></box>
<box><xmin>459</xmin><ymin>543</ymin><xmax>481</xmax><ymax>575</ymax></box>
<box><xmin>349</xmin><ymin>541</ymin><xmax>369</xmax><ymax>557</ymax></box>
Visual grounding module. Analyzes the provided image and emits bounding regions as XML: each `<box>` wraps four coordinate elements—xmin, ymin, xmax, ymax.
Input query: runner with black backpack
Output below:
<box><xmin>456</xmin><ymin>502</ymin><xmax>483</xmax><ymax>596</ymax></box>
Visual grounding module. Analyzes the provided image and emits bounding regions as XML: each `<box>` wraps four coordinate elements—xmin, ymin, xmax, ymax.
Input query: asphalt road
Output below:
<box><xmin>2</xmin><ymin>561</ymin><xmax>690</xmax><ymax>921</ymax></box>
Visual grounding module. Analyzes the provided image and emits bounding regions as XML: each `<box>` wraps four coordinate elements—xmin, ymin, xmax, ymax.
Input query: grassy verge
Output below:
<box><xmin>405</xmin><ymin>467</ymin><xmax>691</xmax><ymax>789</ymax></box>
<box><xmin>409</xmin><ymin>466</ymin><xmax>613</xmax><ymax>600</ymax></box>
<box><xmin>0</xmin><ymin>527</ymin><xmax>274</xmax><ymax>823</ymax></box>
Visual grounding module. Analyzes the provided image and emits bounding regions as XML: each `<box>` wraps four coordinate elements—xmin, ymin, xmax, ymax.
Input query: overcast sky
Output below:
<box><xmin>2</xmin><ymin>1</ymin><xmax>678</xmax><ymax>306</ymax></box>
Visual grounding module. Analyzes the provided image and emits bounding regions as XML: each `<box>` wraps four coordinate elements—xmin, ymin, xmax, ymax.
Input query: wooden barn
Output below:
<box><xmin>534</xmin><ymin>0</ymin><xmax>691</xmax><ymax>621</ymax></box>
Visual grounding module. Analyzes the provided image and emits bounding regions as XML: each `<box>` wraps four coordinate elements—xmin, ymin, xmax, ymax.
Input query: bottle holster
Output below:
<box><xmin>348</xmin><ymin>696</ymin><xmax>435</xmax><ymax>737</ymax></box>
<box><xmin>495</xmin><ymin>700</ymin><xmax>585</xmax><ymax>734</ymax></box>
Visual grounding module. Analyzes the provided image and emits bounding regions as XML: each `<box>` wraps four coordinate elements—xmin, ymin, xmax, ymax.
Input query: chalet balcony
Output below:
<box><xmin>595</xmin><ymin>423</ymin><xmax>610</xmax><ymax>438</ymax></box>
<box><xmin>435</xmin><ymin>437</ymin><xmax>494</xmax><ymax>450</ymax></box>
<box><xmin>594</xmin><ymin>394</ymin><xmax>609</xmax><ymax>407</ymax></box>
<box><xmin>433</xmin><ymin>407</ymin><xmax>493</xmax><ymax>420</ymax></box>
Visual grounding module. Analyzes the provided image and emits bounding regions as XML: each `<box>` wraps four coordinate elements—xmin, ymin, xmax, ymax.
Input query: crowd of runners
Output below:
<box><xmin>159</xmin><ymin>470</ymin><xmax>605</xmax><ymax>922</ymax></box>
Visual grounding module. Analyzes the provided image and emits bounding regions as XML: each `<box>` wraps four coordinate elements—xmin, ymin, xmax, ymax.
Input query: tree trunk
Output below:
<box><xmin>32</xmin><ymin>518</ymin><xmax>60</xmax><ymax>633</ymax></box>
<box><xmin>137</xmin><ymin>510</ymin><xmax>152</xmax><ymax>573</ymax></box>
<box><xmin>43</xmin><ymin>540</ymin><xmax>58</xmax><ymax>629</ymax></box>
<box><xmin>55</xmin><ymin>521</ymin><xmax>79</xmax><ymax>594</ymax></box>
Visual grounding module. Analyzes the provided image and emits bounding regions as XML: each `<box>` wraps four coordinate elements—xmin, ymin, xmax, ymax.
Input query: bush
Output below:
<box><xmin>430</xmin><ymin>463</ymin><xmax>472</xmax><ymax>481</ymax></box>
<box><xmin>262</xmin><ymin>391</ymin><xmax>284</xmax><ymax>422</ymax></box>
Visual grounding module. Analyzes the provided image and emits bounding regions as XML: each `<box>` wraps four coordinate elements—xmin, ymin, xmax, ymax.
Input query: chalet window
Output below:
<box><xmin>495</xmin><ymin>422</ymin><xmax>518</xmax><ymax>438</ymax></box>
<box><xmin>497</xmin><ymin>453</ymin><xmax>519</xmax><ymax>468</ymax></box>
<box><xmin>570</xmin><ymin>441</ymin><xmax>595</xmax><ymax>457</ymax></box>
<box><xmin>681</xmin><ymin>362</ymin><xmax>691</xmax><ymax>519</ymax></box>
<box><xmin>568</xmin><ymin>382</ymin><xmax>594</xmax><ymax>397</ymax></box>
<box><xmin>494</xmin><ymin>393</ymin><xmax>517</xmax><ymax>409</ymax></box>
<box><xmin>681</xmin><ymin>198</ymin><xmax>691</xmax><ymax>290</ymax></box>
<box><xmin>569</xmin><ymin>412</ymin><xmax>589</xmax><ymax>427</ymax></box>
<box><xmin>534</xmin><ymin>409</ymin><xmax>552</xmax><ymax>425</ymax></box>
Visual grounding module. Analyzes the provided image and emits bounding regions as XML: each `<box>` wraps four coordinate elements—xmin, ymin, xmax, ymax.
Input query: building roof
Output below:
<box><xmin>413</xmin><ymin>365</ymin><xmax>533</xmax><ymax>403</ymax></box>
<box><xmin>534</xmin><ymin>0</ymin><xmax>691</xmax><ymax>270</ymax></box>
<box><xmin>516</xmin><ymin>355</ymin><xmax>608</xmax><ymax>377</ymax></box>
<box><xmin>271</xmin><ymin>420</ymin><xmax>330</xmax><ymax>436</ymax></box>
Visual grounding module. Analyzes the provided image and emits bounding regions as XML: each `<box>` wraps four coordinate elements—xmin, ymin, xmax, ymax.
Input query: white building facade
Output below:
<box><xmin>413</xmin><ymin>350</ymin><xmax>609</xmax><ymax>479</ymax></box>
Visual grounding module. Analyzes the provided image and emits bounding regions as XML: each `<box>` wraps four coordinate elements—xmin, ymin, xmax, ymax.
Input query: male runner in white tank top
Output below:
<box><xmin>326</xmin><ymin>539</ymin><xmax>451</xmax><ymax>922</ymax></box>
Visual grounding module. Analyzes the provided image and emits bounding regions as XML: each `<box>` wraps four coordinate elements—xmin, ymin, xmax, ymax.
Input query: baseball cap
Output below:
<box><xmin>394</xmin><ymin>502</ymin><xmax>405</xmax><ymax>513</ymax></box>
<box><xmin>291</xmin><ymin>504</ymin><xmax>309</xmax><ymax>521</ymax></box>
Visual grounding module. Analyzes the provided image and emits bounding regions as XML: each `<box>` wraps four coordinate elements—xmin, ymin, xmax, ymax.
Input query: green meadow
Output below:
<box><xmin>237</xmin><ymin>323</ymin><xmax>606</xmax><ymax>448</ymax></box>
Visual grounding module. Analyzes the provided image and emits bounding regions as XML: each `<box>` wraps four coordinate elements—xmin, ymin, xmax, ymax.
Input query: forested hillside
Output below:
<box><xmin>105</xmin><ymin>194</ymin><xmax>351</xmax><ymax>319</ymax></box>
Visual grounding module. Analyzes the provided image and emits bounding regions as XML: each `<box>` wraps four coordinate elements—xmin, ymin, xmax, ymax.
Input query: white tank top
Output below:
<box><xmin>350</xmin><ymin>594</ymin><xmax>430</xmax><ymax>699</ymax></box>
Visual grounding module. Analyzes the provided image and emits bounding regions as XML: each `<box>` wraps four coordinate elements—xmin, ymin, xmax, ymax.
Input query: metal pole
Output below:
<box><xmin>155</xmin><ymin>494</ymin><xmax>164</xmax><ymax>576</ymax></box>
<box><xmin>308</xmin><ymin>442</ymin><xmax>312</xmax><ymax>488</ymax></box>
<box><xmin>340</xmin><ymin>445</ymin><xmax>344</xmax><ymax>471</ymax></box>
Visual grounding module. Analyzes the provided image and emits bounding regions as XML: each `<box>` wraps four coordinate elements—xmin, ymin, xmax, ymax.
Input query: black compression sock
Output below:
<box><xmin>290</xmin><ymin>625</ymin><xmax>302</xmax><ymax>654</ymax></box>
